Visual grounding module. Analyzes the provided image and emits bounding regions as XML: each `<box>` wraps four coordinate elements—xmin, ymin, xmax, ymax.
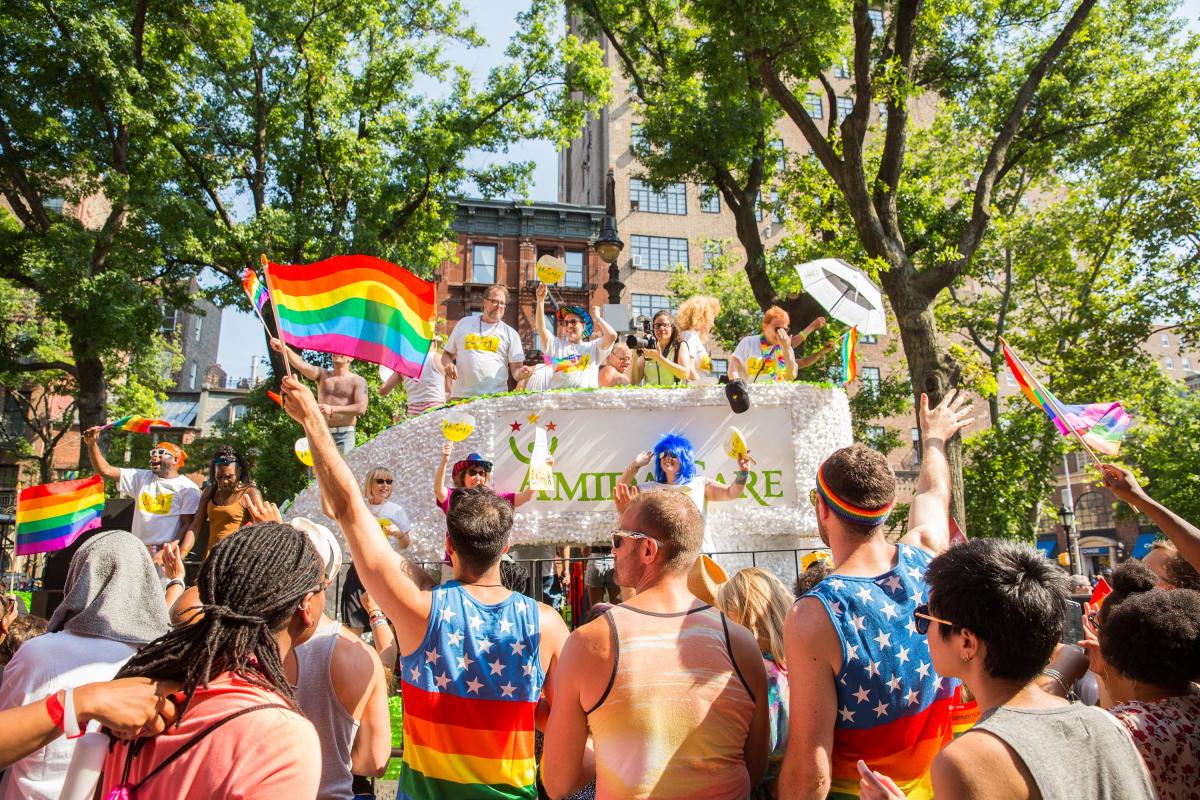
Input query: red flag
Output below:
<box><xmin>267</xmin><ymin>390</ymin><xmax>283</xmax><ymax>407</ymax></box>
<box><xmin>1089</xmin><ymin>577</ymin><xmax>1112</xmax><ymax>607</ymax></box>
<box><xmin>949</xmin><ymin>517</ymin><xmax>967</xmax><ymax>547</ymax></box>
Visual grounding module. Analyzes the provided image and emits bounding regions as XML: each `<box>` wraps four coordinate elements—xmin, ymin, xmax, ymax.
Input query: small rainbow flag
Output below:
<box><xmin>841</xmin><ymin>326</ymin><xmax>858</xmax><ymax>385</ymax></box>
<box><xmin>263</xmin><ymin>254</ymin><xmax>435</xmax><ymax>380</ymax></box>
<box><xmin>241</xmin><ymin>268</ymin><xmax>270</xmax><ymax>315</ymax></box>
<box><xmin>1002</xmin><ymin>339</ymin><xmax>1131</xmax><ymax>455</ymax></box>
<box><xmin>16</xmin><ymin>475</ymin><xmax>105</xmax><ymax>556</ymax></box>
<box><xmin>102</xmin><ymin>415</ymin><xmax>175</xmax><ymax>433</ymax></box>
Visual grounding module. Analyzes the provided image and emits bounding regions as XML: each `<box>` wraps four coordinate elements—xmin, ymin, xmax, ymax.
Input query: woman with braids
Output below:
<box><xmin>182</xmin><ymin>444</ymin><xmax>262</xmax><ymax>558</ymax></box>
<box><xmin>99</xmin><ymin>523</ymin><xmax>325</xmax><ymax>798</ymax></box>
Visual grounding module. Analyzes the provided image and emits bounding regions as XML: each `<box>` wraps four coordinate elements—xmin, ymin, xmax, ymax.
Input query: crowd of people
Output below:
<box><xmin>0</xmin><ymin>290</ymin><xmax>1196</xmax><ymax>799</ymax></box>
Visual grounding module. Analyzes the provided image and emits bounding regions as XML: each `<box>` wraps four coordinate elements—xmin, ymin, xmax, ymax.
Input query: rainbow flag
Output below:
<box><xmin>1001</xmin><ymin>339</ymin><xmax>1131</xmax><ymax>455</ymax></box>
<box><xmin>841</xmin><ymin>326</ymin><xmax>858</xmax><ymax>385</ymax></box>
<box><xmin>241</xmin><ymin>268</ymin><xmax>270</xmax><ymax>315</ymax></box>
<box><xmin>264</xmin><ymin>254</ymin><xmax>435</xmax><ymax>379</ymax></box>
<box><xmin>16</xmin><ymin>475</ymin><xmax>105</xmax><ymax>556</ymax></box>
<box><xmin>102</xmin><ymin>415</ymin><xmax>174</xmax><ymax>433</ymax></box>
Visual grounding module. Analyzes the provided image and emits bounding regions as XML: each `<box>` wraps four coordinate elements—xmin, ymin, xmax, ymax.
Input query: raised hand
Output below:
<box><xmin>161</xmin><ymin>542</ymin><xmax>185</xmax><ymax>581</ymax></box>
<box><xmin>919</xmin><ymin>388</ymin><xmax>975</xmax><ymax>443</ymax></box>
<box><xmin>632</xmin><ymin>450</ymin><xmax>653</xmax><ymax>468</ymax></box>
<box><xmin>1100</xmin><ymin>464</ymin><xmax>1145</xmax><ymax>504</ymax></box>
<box><xmin>614</xmin><ymin>482</ymin><xmax>639</xmax><ymax>515</ymax></box>
<box><xmin>82</xmin><ymin>426</ymin><xmax>102</xmax><ymax>444</ymax></box>
<box><xmin>441</xmin><ymin>441</ymin><xmax>453</xmax><ymax>460</ymax></box>
<box><xmin>535</xmin><ymin>283</ymin><xmax>547</xmax><ymax>302</ymax></box>
<box><xmin>243</xmin><ymin>492</ymin><xmax>284</xmax><ymax>524</ymax></box>
<box><xmin>280</xmin><ymin>375</ymin><xmax>321</xmax><ymax>425</ymax></box>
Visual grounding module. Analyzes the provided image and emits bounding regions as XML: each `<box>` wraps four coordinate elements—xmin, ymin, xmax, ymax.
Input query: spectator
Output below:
<box><xmin>0</xmin><ymin>613</ymin><xmax>47</xmax><ymax>671</ymax></box>
<box><xmin>82</xmin><ymin>431</ymin><xmax>200</xmax><ymax>562</ymax></box>
<box><xmin>793</xmin><ymin>552</ymin><xmax>832</xmax><ymax>597</ymax></box>
<box><xmin>434</xmin><ymin>444</ymin><xmax>536</xmax><ymax>513</ymax></box>
<box><xmin>1068</xmin><ymin>573</ymin><xmax>1093</xmax><ymax>598</ymax></box>
<box><xmin>1141</xmin><ymin>539</ymin><xmax>1176</xmax><ymax>588</ymax></box>
<box><xmin>0</xmin><ymin>531</ymin><xmax>170</xmax><ymax>800</ymax></box>
<box><xmin>597</xmin><ymin>343</ymin><xmax>633</xmax><ymax>387</ymax></box>
<box><xmin>778</xmin><ymin>390</ymin><xmax>973</xmax><ymax>799</ymax></box>
<box><xmin>381</xmin><ymin>336</ymin><xmax>449</xmax><ymax>416</ymax></box>
<box><xmin>270</xmin><ymin>338</ymin><xmax>369</xmax><ymax>455</ymax></box>
<box><xmin>632</xmin><ymin>310</ymin><xmax>690</xmax><ymax>386</ymax></box>
<box><xmin>1102</xmin><ymin>463</ymin><xmax>1200</xmax><ymax>575</ymax></box>
<box><xmin>101</xmin><ymin>523</ymin><xmax>324</xmax><ymax>798</ymax></box>
<box><xmin>340</xmin><ymin>466</ymin><xmax>413</xmax><ymax>635</ymax></box>
<box><xmin>281</xmin><ymin>376</ymin><xmax>571</xmax><ymax>799</ymax></box>
<box><xmin>674</xmin><ymin>295</ymin><xmax>720</xmax><ymax>384</ymax></box>
<box><xmin>1081</xmin><ymin>561</ymin><xmax>1200</xmax><ymax>800</ymax></box>
<box><xmin>534</xmin><ymin>284</ymin><xmax>617</xmax><ymax>389</ymax></box>
<box><xmin>442</xmin><ymin>285</ymin><xmax>532</xmax><ymax>399</ymax></box>
<box><xmin>859</xmin><ymin>539</ymin><xmax>1156</xmax><ymax>800</ymax></box>
<box><xmin>542</xmin><ymin>489</ymin><xmax>770</xmax><ymax>799</ymax></box>
<box><xmin>290</xmin><ymin>519</ymin><xmax>391</xmax><ymax>798</ymax></box>
<box><xmin>184</xmin><ymin>445</ymin><xmax>262</xmax><ymax>558</ymax></box>
<box><xmin>716</xmin><ymin>567</ymin><xmax>794</xmax><ymax>799</ymax></box>
<box><xmin>729</xmin><ymin>306</ymin><xmax>799</xmax><ymax>384</ymax></box>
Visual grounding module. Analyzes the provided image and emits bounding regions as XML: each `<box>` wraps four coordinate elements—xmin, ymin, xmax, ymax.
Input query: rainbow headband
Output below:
<box><xmin>815</xmin><ymin>466</ymin><xmax>895</xmax><ymax>527</ymax></box>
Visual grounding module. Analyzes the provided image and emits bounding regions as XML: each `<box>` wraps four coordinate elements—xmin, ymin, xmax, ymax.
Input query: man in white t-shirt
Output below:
<box><xmin>533</xmin><ymin>283</ymin><xmax>618</xmax><ymax>389</ymax></box>
<box><xmin>83</xmin><ymin>429</ymin><xmax>201</xmax><ymax>560</ymax></box>
<box><xmin>441</xmin><ymin>285</ymin><xmax>533</xmax><ymax>398</ymax></box>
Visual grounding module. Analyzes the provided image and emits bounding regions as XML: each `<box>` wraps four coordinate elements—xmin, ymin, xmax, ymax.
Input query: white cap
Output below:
<box><xmin>290</xmin><ymin>517</ymin><xmax>343</xmax><ymax>583</ymax></box>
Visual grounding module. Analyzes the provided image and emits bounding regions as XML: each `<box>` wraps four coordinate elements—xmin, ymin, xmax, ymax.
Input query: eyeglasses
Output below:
<box><xmin>653</xmin><ymin>322</ymin><xmax>673</xmax><ymax>329</ymax></box>
<box><xmin>611</xmin><ymin>529</ymin><xmax>658</xmax><ymax>552</ymax></box>
<box><xmin>213</xmin><ymin>456</ymin><xmax>238</xmax><ymax>466</ymax></box>
<box><xmin>913</xmin><ymin>604</ymin><xmax>955</xmax><ymax>636</ymax></box>
<box><xmin>485</xmin><ymin>298</ymin><xmax>507</xmax><ymax>306</ymax></box>
<box><xmin>374</xmin><ymin>478</ymin><xmax>393</xmax><ymax>485</ymax></box>
<box><xmin>561</xmin><ymin>318</ymin><xmax>583</xmax><ymax>327</ymax></box>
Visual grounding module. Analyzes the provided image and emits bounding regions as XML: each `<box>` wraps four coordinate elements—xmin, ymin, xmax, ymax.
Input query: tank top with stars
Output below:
<box><xmin>398</xmin><ymin>581</ymin><xmax>543</xmax><ymax>799</ymax></box>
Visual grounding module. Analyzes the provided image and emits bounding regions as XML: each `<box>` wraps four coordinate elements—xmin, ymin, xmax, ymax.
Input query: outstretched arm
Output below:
<box><xmin>434</xmin><ymin>442</ymin><xmax>452</xmax><ymax>506</ymax></box>
<box><xmin>789</xmin><ymin>316</ymin><xmax>827</xmax><ymax>349</ymax></box>
<box><xmin>1103</xmin><ymin>464</ymin><xmax>1200</xmax><ymax>573</ymax></box>
<box><xmin>617</xmin><ymin>450</ymin><xmax>653</xmax><ymax>487</ymax></box>
<box><xmin>705</xmin><ymin>454</ymin><xmax>753</xmax><ymax>501</ymax></box>
<box><xmin>269</xmin><ymin>337</ymin><xmax>322</xmax><ymax>382</ymax></box>
<box><xmin>534</xmin><ymin>284</ymin><xmax>551</xmax><ymax>349</ymax></box>
<box><xmin>900</xmin><ymin>390</ymin><xmax>975</xmax><ymax>555</ymax></box>
<box><xmin>82</xmin><ymin>427</ymin><xmax>121</xmax><ymax>481</ymax></box>
<box><xmin>796</xmin><ymin>339</ymin><xmax>838</xmax><ymax>370</ymax></box>
<box><xmin>281</xmin><ymin>377</ymin><xmax>433</xmax><ymax>641</ymax></box>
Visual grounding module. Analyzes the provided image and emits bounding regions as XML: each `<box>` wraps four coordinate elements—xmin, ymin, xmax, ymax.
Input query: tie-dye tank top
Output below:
<box><xmin>398</xmin><ymin>581</ymin><xmax>543</xmax><ymax>799</ymax></box>
<box><xmin>586</xmin><ymin>604</ymin><xmax>756</xmax><ymax>800</ymax></box>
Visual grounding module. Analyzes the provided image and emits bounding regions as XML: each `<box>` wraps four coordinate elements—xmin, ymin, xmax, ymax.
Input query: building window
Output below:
<box><xmin>860</xmin><ymin>333</ymin><xmax>877</xmax><ymax>344</ymax></box>
<box><xmin>911</xmin><ymin>426</ymin><xmax>921</xmax><ymax>463</ymax></box>
<box><xmin>563</xmin><ymin>250</ymin><xmax>585</xmax><ymax>288</ymax></box>
<box><xmin>471</xmin><ymin>243</ymin><xmax>497</xmax><ymax>284</ymax></box>
<box><xmin>755</xmin><ymin>193</ymin><xmax>764</xmax><ymax>222</ymax></box>
<box><xmin>630</xmin><ymin>235</ymin><xmax>689</xmax><ymax>271</ymax></box>
<box><xmin>770</xmin><ymin>140</ymin><xmax>787</xmax><ymax>172</ymax></box>
<box><xmin>837</xmin><ymin>96</ymin><xmax>854</xmax><ymax>118</ymax></box>
<box><xmin>1161</xmin><ymin>333</ymin><xmax>1170</xmax><ymax>346</ymax></box>
<box><xmin>629</xmin><ymin>178</ymin><xmax>687</xmax><ymax>215</ymax></box>
<box><xmin>1184</xmin><ymin>357</ymin><xmax>1191</xmax><ymax>370</ymax></box>
<box><xmin>868</xmin><ymin>8</ymin><xmax>885</xmax><ymax>36</ymax></box>
<box><xmin>711</xmin><ymin>358</ymin><xmax>729</xmax><ymax>376</ymax></box>
<box><xmin>193</xmin><ymin>315</ymin><xmax>203</xmax><ymax>342</ymax></box>
<box><xmin>632</xmin><ymin>293</ymin><xmax>672</xmax><ymax>321</ymax></box>
<box><xmin>702</xmin><ymin>240</ymin><xmax>724</xmax><ymax>268</ymax></box>
<box><xmin>188</xmin><ymin>362</ymin><xmax>198</xmax><ymax>390</ymax></box>
<box><xmin>160</xmin><ymin>307</ymin><xmax>179</xmax><ymax>338</ymax></box>
<box><xmin>1074</xmin><ymin>492</ymin><xmax>1113</xmax><ymax>532</ymax></box>
<box><xmin>834</xmin><ymin>60</ymin><xmax>850</xmax><ymax>79</ymax></box>
<box><xmin>1164</xmin><ymin>357</ymin><xmax>1174</xmax><ymax>369</ymax></box>
<box><xmin>630</xmin><ymin>123</ymin><xmax>645</xmax><ymax>149</ymax></box>
<box><xmin>861</xmin><ymin>366</ymin><xmax>881</xmax><ymax>392</ymax></box>
<box><xmin>866</xmin><ymin>425</ymin><xmax>886</xmax><ymax>447</ymax></box>
<box><xmin>700</xmin><ymin>186</ymin><xmax>721</xmax><ymax>213</ymax></box>
<box><xmin>805</xmin><ymin>92</ymin><xmax>823</xmax><ymax>119</ymax></box>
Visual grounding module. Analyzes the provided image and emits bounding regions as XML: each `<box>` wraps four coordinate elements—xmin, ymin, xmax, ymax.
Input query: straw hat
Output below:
<box><xmin>687</xmin><ymin>554</ymin><xmax>728</xmax><ymax>605</ymax></box>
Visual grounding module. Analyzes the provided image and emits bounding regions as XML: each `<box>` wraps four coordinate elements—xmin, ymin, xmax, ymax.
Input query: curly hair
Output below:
<box><xmin>1101</xmin><ymin>585</ymin><xmax>1200</xmax><ymax>691</ymax></box>
<box><xmin>652</xmin><ymin>432</ymin><xmax>698</xmax><ymax>484</ymax></box>
<box><xmin>1165</xmin><ymin>552</ymin><xmax>1200</xmax><ymax>591</ymax></box>
<box><xmin>675</xmin><ymin>295</ymin><xmax>719</xmax><ymax>334</ymax></box>
<box><xmin>117</xmin><ymin>522</ymin><xmax>323</xmax><ymax>712</ymax></box>
<box><xmin>208</xmin><ymin>444</ymin><xmax>251</xmax><ymax>487</ymax></box>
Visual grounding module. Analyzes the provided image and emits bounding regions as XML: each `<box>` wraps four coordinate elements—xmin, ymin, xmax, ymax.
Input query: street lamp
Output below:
<box><xmin>1059</xmin><ymin>504</ymin><xmax>1080</xmax><ymax>576</ymax></box>
<box><xmin>596</xmin><ymin>167</ymin><xmax>625</xmax><ymax>305</ymax></box>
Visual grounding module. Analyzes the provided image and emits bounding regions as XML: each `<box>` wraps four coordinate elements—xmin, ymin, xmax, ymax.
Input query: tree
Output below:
<box><xmin>1120</xmin><ymin>386</ymin><xmax>1200</xmax><ymax>526</ymax></box>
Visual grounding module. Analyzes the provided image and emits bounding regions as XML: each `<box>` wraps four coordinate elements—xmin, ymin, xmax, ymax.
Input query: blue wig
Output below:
<box><xmin>652</xmin><ymin>433</ymin><xmax>698</xmax><ymax>484</ymax></box>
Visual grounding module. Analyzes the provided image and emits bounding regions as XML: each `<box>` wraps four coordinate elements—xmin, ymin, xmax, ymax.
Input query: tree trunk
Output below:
<box><xmin>883</xmin><ymin>275</ymin><xmax>966</xmax><ymax>525</ymax></box>
<box><xmin>72</xmin><ymin>347</ymin><xmax>108</xmax><ymax>469</ymax></box>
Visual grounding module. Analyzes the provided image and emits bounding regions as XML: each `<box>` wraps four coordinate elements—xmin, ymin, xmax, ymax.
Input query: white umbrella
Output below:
<box><xmin>795</xmin><ymin>258</ymin><xmax>887</xmax><ymax>336</ymax></box>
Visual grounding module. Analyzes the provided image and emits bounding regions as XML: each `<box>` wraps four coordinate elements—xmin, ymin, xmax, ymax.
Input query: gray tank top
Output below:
<box><xmin>972</xmin><ymin>704</ymin><xmax>1156</xmax><ymax>799</ymax></box>
<box><xmin>295</xmin><ymin>620</ymin><xmax>360</xmax><ymax>800</ymax></box>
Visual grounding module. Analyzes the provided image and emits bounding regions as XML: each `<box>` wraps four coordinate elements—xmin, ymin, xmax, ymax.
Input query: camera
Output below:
<box><xmin>626</xmin><ymin>316</ymin><xmax>656</xmax><ymax>351</ymax></box>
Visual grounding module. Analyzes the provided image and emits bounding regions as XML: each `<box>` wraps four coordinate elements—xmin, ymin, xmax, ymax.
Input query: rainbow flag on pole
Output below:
<box><xmin>1001</xmin><ymin>339</ymin><xmax>1131</xmax><ymax>455</ymax></box>
<box><xmin>241</xmin><ymin>268</ymin><xmax>270</xmax><ymax>315</ymax></box>
<box><xmin>263</xmin><ymin>254</ymin><xmax>435</xmax><ymax>379</ymax></box>
<box><xmin>841</xmin><ymin>326</ymin><xmax>859</xmax><ymax>385</ymax></box>
<box><xmin>102</xmin><ymin>415</ymin><xmax>175</xmax><ymax>433</ymax></box>
<box><xmin>16</xmin><ymin>475</ymin><xmax>105</xmax><ymax>556</ymax></box>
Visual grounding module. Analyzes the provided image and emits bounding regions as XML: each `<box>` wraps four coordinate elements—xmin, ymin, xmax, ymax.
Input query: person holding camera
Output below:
<box><xmin>631</xmin><ymin>310</ymin><xmax>692</xmax><ymax>386</ymax></box>
<box><xmin>729</xmin><ymin>306</ymin><xmax>799</xmax><ymax>384</ymax></box>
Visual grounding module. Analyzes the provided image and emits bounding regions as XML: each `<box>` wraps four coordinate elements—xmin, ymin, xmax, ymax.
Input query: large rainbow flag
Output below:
<box><xmin>241</xmin><ymin>268</ymin><xmax>270</xmax><ymax>316</ymax></box>
<box><xmin>263</xmin><ymin>254</ymin><xmax>435</xmax><ymax>379</ymax></box>
<box><xmin>16</xmin><ymin>475</ymin><xmax>105</xmax><ymax>556</ymax></box>
<box><xmin>1001</xmin><ymin>338</ymin><xmax>1131</xmax><ymax>455</ymax></box>
<box><xmin>102</xmin><ymin>415</ymin><xmax>175</xmax><ymax>433</ymax></box>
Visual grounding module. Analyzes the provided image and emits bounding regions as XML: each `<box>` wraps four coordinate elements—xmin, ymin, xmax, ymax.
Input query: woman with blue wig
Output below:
<box><xmin>617</xmin><ymin>432</ymin><xmax>753</xmax><ymax>552</ymax></box>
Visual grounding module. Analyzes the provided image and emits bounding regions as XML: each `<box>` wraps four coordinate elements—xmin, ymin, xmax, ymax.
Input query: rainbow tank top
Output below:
<box><xmin>398</xmin><ymin>581</ymin><xmax>543</xmax><ymax>799</ymax></box>
<box><xmin>805</xmin><ymin>544</ymin><xmax>956</xmax><ymax>799</ymax></box>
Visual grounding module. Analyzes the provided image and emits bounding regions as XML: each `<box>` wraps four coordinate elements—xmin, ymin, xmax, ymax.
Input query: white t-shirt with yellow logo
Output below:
<box><xmin>118</xmin><ymin>468</ymin><xmax>202</xmax><ymax>546</ymax></box>
<box><xmin>545</xmin><ymin>337</ymin><xmax>609</xmax><ymax>389</ymax></box>
<box><xmin>732</xmin><ymin>334</ymin><xmax>790</xmax><ymax>383</ymax></box>
<box><xmin>445</xmin><ymin>317</ymin><xmax>525</xmax><ymax>399</ymax></box>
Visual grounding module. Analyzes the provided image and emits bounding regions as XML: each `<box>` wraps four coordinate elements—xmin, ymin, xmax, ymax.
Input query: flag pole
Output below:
<box><xmin>261</xmin><ymin>257</ymin><xmax>294</xmax><ymax>381</ymax></box>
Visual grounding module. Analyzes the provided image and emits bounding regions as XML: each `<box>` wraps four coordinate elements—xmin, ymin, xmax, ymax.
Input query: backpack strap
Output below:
<box><xmin>129</xmin><ymin>702</ymin><xmax>290</xmax><ymax>791</ymax></box>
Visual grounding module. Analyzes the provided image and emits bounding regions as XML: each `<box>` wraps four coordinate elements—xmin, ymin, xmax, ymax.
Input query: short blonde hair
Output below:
<box><xmin>361</xmin><ymin>466</ymin><xmax>394</xmax><ymax>498</ymax></box>
<box><xmin>716</xmin><ymin>567</ymin><xmax>793</xmax><ymax>666</ymax></box>
<box><xmin>675</xmin><ymin>295</ymin><xmax>720</xmax><ymax>333</ymax></box>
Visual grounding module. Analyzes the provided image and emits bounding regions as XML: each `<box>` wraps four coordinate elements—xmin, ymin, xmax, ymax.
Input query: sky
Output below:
<box><xmin>217</xmin><ymin>0</ymin><xmax>1200</xmax><ymax>381</ymax></box>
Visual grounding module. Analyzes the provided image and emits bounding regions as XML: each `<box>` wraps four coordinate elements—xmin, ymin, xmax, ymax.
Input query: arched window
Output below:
<box><xmin>1073</xmin><ymin>491</ymin><xmax>1113</xmax><ymax>532</ymax></box>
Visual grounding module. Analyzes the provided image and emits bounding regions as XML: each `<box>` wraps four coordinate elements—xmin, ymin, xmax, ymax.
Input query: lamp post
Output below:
<box><xmin>596</xmin><ymin>167</ymin><xmax>625</xmax><ymax>305</ymax></box>
<box><xmin>1059</xmin><ymin>504</ymin><xmax>1080</xmax><ymax>576</ymax></box>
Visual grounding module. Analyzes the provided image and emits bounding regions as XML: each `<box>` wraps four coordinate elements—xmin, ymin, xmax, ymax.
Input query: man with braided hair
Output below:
<box><xmin>99</xmin><ymin>523</ymin><xmax>325</xmax><ymax>798</ymax></box>
<box><xmin>282</xmin><ymin>375</ymin><xmax>570</xmax><ymax>800</ymax></box>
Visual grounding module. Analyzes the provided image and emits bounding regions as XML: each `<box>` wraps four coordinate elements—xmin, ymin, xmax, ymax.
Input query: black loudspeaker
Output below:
<box><xmin>35</xmin><ymin>498</ymin><xmax>135</xmax><ymax>619</ymax></box>
<box><xmin>725</xmin><ymin>379</ymin><xmax>751</xmax><ymax>414</ymax></box>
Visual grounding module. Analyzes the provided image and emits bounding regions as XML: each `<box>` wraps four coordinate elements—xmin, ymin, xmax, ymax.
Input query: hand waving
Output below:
<box><xmin>919</xmin><ymin>388</ymin><xmax>975</xmax><ymax>443</ymax></box>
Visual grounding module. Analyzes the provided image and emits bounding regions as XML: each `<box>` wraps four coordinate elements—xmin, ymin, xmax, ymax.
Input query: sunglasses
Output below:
<box><xmin>653</xmin><ymin>322</ymin><xmax>673</xmax><ymax>329</ymax></box>
<box><xmin>374</xmin><ymin>478</ymin><xmax>393</xmax><ymax>485</ymax></box>
<box><xmin>213</xmin><ymin>456</ymin><xmax>238</xmax><ymax>466</ymax></box>
<box><xmin>561</xmin><ymin>318</ymin><xmax>583</xmax><ymax>327</ymax></box>
<box><xmin>150</xmin><ymin>449</ymin><xmax>175</xmax><ymax>460</ymax></box>
<box><xmin>913</xmin><ymin>603</ymin><xmax>954</xmax><ymax>636</ymax></box>
<box><xmin>611</xmin><ymin>529</ymin><xmax>657</xmax><ymax>552</ymax></box>
<box><xmin>465</xmin><ymin>468</ymin><xmax>490</xmax><ymax>477</ymax></box>
<box><xmin>659</xmin><ymin>452</ymin><xmax>679</xmax><ymax>461</ymax></box>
